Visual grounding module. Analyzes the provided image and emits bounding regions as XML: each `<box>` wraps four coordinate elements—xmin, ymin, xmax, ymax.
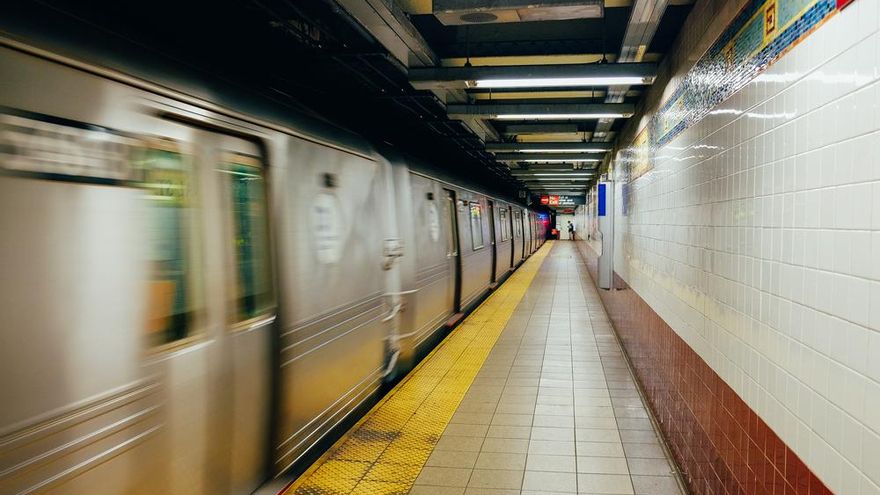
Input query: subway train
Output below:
<box><xmin>0</xmin><ymin>38</ymin><xmax>546</xmax><ymax>495</ymax></box>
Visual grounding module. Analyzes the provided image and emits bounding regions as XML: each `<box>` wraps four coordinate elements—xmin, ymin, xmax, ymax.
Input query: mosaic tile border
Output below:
<box><xmin>618</xmin><ymin>0</ymin><xmax>847</xmax><ymax>181</ymax></box>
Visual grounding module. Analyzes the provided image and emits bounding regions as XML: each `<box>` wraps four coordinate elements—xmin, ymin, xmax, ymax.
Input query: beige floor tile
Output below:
<box><xmin>409</xmin><ymin>486</ymin><xmax>465</xmax><ymax>495</ymax></box>
<box><xmin>626</xmin><ymin>457</ymin><xmax>674</xmax><ymax>476</ymax></box>
<box><xmin>481</xmin><ymin>437</ymin><xmax>530</xmax><ymax>453</ymax></box>
<box><xmin>576</xmin><ymin>473</ymin><xmax>634</xmax><ymax>494</ymax></box>
<box><xmin>486</xmin><ymin>425</ymin><xmax>532</xmax><ymax>439</ymax></box>
<box><xmin>426</xmin><ymin>451</ymin><xmax>479</xmax><ymax>469</ymax></box>
<box><xmin>575</xmin><ymin>442</ymin><xmax>624</xmax><ymax>458</ymax></box>
<box><xmin>414</xmin><ymin>467</ymin><xmax>472</xmax><ymax>488</ymax></box>
<box><xmin>631</xmin><ymin>475</ymin><xmax>682</xmax><ymax>495</ymax></box>
<box><xmin>467</xmin><ymin>469</ymin><xmax>524</xmax><ymax>490</ymax></box>
<box><xmin>443</xmin><ymin>424</ymin><xmax>490</xmax><ymax>438</ymax></box>
<box><xmin>475</xmin><ymin>452</ymin><xmax>527</xmax><ymax>471</ymax></box>
<box><xmin>576</xmin><ymin>456</ymin><xmax>629</xmax><ymax>475</ymax></box>
<box><xmin>526</xmin><ymin>454</ymin><xmax>577</xmax><ymax>473</ymax></box>
<box><xmin>528</xmin><ymin>439</ymin><xmax>576</xmax><ymax>456</ymax></box>
<box><xmin>433</xmin><ymin>435</ymin><xmax>484</xmax><ymax>452</ymax></box>
<box><xmin>522</xmin><ymin>471</ymin><xmax>577</xmax><ymax>493</ymax></box>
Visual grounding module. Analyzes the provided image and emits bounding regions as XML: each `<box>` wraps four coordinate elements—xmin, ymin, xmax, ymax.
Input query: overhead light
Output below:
<box><xmin>496</xmin><ymin>113</ymin><xmax>625</xmax><ymax>120</ymax></box>
<box><xmin>522</xmin><ymin>158</ymin><xmax>601</xmax><ymax>163</ymax></box>
<box><xmin>409</xmin><ymin>63</ymin><xmax>657</xmax><ymax>91</ymax></box>
<box><xmin>517</xmin><ymin>148</ymin><xmax>606</xmax><ymax>153</ymax></box>
<box><xmin>535</xmin><ymin>178</ymin><xmax>589</xmax><ymax>181</ymax></box>
<box><xmin>531</xmin><ymin>173</ymin><xmax>594</xmax><ymax>176</ymax></box>
<box><xmin>468</xmin><ymin>76</ymin><xmax>648</xmax><ymax>89</ymax></box>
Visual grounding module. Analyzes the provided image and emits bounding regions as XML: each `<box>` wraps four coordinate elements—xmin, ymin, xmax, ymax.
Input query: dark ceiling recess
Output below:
<box><xmin>3</xmin><ymin>0</ymin><xmax>695</xmax><ymax>201</ymax></box>
<box><xmin>410</xmin><ymin>7</ymin><xmax>632</xmax><ymax>59</ymax></box>
<box><xmin>2</xmin><ymin>0</ymin><xmax>525</xmax><ymax>197</ymax></box>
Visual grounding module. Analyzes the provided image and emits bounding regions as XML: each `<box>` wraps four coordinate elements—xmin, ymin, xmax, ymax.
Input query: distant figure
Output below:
<box><xmin>567</xmin><ymin>221</ymin><xmax>575</xmax><ymax>239</ymax></box>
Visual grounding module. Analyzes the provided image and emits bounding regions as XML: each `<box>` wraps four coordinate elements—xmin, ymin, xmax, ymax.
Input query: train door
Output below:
<box><xmin>509</xmin><ymin>207</ymin><xmax>515</xmax><ymax>268</ymax></box>
<box><xmin>444</xmin><ymin>189</ymin><xmax>462</xmax><ymax>312</ymax></box>
<box><xmin>209</xmin><ymin>135</ymin><xmax>275</xmax><ymax>494</ymax></box>
<box><xmin>488</xmin><ymin>200</ymin><xmax>497</xmax><ymax>284</ymax></box>
<box><xmin>141</xmin><ymin>123</ymin><xmax>274</xmax><ymax>494</ymax></box>
<box><xmin>198</xmin><ymin>130</ymin><xmax>274</xmax><ymax>494</ymax></box>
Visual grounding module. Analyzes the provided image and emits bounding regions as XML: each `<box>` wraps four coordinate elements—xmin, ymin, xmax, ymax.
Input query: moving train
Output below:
<box><xmin>0</xmin><ymin>38</ymin><xmax>546</xmax><ymax>494</ymax></box>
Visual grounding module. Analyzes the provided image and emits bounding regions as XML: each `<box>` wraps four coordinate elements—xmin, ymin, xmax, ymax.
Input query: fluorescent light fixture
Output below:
<box><xmin>496</xmin><ymin>113</ymin><xmax>625</xmax><ymax>120</ymax></box>
<box><xmin>535</xmin><ymin>178</ymin><xmax>589</xmax><ymax>181</ymax></box>
<box><xmin>522</xmin><ymin>158</ymin><xmax>601</xmax><ymax>163</ymax></box>
<box><xmin>530</xmin><ymin>173</ymin><xmax>594</xmax><ymax>176</ymax></box>
<box><xmin>469</xmin><ymin>76</ymin><xmax>648</xmax><ymax>89</ymax></box>
<box><xmin>517</xmin><ymin>148</ymin><xmax>606</xmax><ymax>153</ymax></box>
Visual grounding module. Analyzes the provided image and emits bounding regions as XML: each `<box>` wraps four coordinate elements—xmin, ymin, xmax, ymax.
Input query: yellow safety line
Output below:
<box><xmin>285</xmin><ymin>241</ymin><xmax>553</xmax><ymax>495</ymax></box>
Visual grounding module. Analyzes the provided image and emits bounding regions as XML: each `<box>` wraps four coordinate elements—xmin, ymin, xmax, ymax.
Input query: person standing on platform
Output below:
<box><xmin>567</xmin><ymin>221</ymin><xmax>575</xmax><ymax>240</ymax></box>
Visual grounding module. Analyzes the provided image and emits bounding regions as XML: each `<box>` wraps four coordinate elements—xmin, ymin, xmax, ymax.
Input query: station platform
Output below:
<box><xmin>285</xmin><ymin>241</ymin><xmax>685</xmax><ymax>495</ymax></box>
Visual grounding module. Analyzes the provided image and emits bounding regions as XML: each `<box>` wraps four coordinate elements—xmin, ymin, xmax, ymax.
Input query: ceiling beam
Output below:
<box><xmin>494</xmin><ymin>152</ymin><xmax>606</xmax><ymax>162</ymax></box>
<box><xmin>410</xmin><ymin>63</ymin><xmax>657</xmax><ymax>90</ymax></box>
<box><xmin>486</xmin><ymin>142</ymin><xmax>611</xmax><ymax>152</ymax></box>
<box><xmin>501</xmin><ymin>123</ymin><xmax>581</xmax><ymax>134</ymax></box>
<box><xmin>447</xmin><ymin>102</ymin><xmax>635</xmax><ymax>120</ymax></box>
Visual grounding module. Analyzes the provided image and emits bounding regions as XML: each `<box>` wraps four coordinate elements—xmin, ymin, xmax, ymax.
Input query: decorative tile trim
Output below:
<box><xmin>618</xmin><ymin>0</ymin><xmax>845</xmax><ymax>181</ymax></box>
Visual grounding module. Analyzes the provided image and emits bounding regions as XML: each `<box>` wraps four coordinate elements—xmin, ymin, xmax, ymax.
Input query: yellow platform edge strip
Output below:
<box><xmin>285</xmin><ymin>241</ymin><xmax>553</xmax><ymax>495</ymax></box>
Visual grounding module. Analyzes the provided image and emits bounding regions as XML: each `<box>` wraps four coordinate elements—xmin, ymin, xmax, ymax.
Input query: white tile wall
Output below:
<box><xmin>606</xmin><ymin>2</ymin><xmax>880</xmax><ymax>493</ymax></box>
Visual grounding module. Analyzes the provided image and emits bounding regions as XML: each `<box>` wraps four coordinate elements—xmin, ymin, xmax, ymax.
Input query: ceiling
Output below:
<box><xmin>3</xmin><ymin>0</ymin><xmax>694</xmax><ymax>202</ymax></box>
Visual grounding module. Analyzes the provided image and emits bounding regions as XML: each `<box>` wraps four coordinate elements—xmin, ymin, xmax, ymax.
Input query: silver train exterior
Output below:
<box><xmin>0</xmin><ymin>39</ymin><xmax>546</xmax><ymax>495</ymax></box>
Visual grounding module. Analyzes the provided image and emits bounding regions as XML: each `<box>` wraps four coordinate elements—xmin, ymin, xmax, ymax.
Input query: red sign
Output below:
<box><xmin>838</xmin><ymin>0</ymin><xmax>855</xmax><ymax>8</ymax></box>
<box><xmin>540</xmin><ymin>195</ymin><xmax>549</xmax><ymax>205</ymax></box>
<box><xmin>539</xmin><ymin>195</ymin><xmax>560</xmax><ymax>205</ymax></box>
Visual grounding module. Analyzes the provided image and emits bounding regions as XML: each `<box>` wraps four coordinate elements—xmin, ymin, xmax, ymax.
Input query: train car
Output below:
<box><xmin>388</xmin><ymin>153</ymin><xmax>522</xmax><ymax>370</ymax></box>
<box><xmin>493</xmin><ymin>201</ymin><xmax>514</xmax><ymax>282</ymax></box>
<box><xmin>0</xmin><ymin>38</ymin><xmax>543</xmax><ymax>495</ymax></box>
<box><xmin>0</xmin><ymin>38</ymin><xmax>406</xmax><ymax>495</ymax></box>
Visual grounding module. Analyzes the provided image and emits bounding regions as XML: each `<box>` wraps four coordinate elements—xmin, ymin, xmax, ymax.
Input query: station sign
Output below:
<box><xmin>539</xmin><ymin>195</ymin><xmax>586</xmax><ymax>207</ymax></box>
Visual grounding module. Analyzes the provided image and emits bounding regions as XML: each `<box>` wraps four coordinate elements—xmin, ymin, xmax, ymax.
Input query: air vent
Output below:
<box><xmin>459</xmin><ymin>12</ymin><xmax>499</xmax><ymax>23</ymax></box>
<box><xmin>434</xmin><ymin>0</ymin><xmax>603</xmax><ymax>26</ymax></box>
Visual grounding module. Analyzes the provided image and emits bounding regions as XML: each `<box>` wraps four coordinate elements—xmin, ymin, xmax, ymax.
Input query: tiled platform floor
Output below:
<box><xmin>410</xmin><ymin>242</ymin><xmax>684</xmax><ymax>495</ymax></box>
<box><xmin>289</xmin><ymin>241</ymin><xmax>685</xmax><ymax>495</ymax></box>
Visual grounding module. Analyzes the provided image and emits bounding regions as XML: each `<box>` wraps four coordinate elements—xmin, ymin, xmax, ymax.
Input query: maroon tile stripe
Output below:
<box><xmin>578</xmin><ymin>245</ymin><xmax>831</xmax><ymax>495</ymax></box>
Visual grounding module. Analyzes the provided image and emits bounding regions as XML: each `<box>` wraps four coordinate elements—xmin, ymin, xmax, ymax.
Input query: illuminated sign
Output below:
<box><xmin>539</xmin><ymin>195</ymin><xmax>585</xmax><ymax>207</ymax></box>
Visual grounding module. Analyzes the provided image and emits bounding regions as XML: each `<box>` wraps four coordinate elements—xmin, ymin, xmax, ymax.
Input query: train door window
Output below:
<box><xmin>499</xmin><ymin>208</ymin><xmax>509</xmax><ymax>241</ymax></box>
<box><xmin>142</xmin><ymin>144</ymin><xmax>201</xmax><ymax>347</ymax></box>
<box><xmin>222</xmin><ymin>153</ymin><xmax>274</xmax><ymax>324</ymax></box>
<box><xmin>469</xmin><ymin>202</ymin><xmax>484</xmax><ymax>250</ymax></box>
<box><xmin>514</xmin><ymin>211</ymin><xmax>522</xmax><ymax>237</ymax></box>
<box><xmin>445</xmin><ymin>191</ymin><xmax>459</xmax><ymax>257</ymax></box>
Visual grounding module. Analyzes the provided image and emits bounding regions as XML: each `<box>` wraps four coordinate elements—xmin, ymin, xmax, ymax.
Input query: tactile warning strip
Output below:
<box><xmin>284</xmin><ymin>242</ymin><xmax>552</xmax><ymax>495</ymax></box>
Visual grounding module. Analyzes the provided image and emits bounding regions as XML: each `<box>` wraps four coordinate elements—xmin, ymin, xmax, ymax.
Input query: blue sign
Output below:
<box><xmin>598</xmin><ymin>184</ymin><xmax>607</xmax><ymax>217</ymax></box>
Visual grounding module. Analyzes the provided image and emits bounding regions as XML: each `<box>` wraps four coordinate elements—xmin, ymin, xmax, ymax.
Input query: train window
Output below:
<box><xmin>142</xmin><ymin>145</ymin><xmax>199</xmax><ymax>347</ymax></box>
<box><xmin>469</xmin><ymin>202</ymin><xmax>484</xmax><ymax>250</ymax></box>
<box><xmin>499</xmin><ymin>208</ymin><xmax>509</xmax><ymax>241</ymax></box>
<box><xmin>223</xmin><ymin>154</ymin><xmax>274</xmax><ymax>324</ymax></box>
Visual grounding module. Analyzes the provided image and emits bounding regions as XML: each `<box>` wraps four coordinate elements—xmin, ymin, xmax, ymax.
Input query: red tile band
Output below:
<box><xmin>579</xmin><ymin>247</ymin><xmax>832</xmax><ymax>495</ymax></box>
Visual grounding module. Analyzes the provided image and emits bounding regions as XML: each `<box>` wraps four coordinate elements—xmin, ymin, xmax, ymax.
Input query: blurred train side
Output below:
<box><xmin>0</xmin><ymin>40</ymin><xmax>544</xmax><ymax>495</ymax></box>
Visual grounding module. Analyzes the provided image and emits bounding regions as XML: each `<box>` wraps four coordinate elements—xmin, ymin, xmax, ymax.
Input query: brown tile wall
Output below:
<box><xmin>578</xmin><ymin>246</ymin><xmax>831</xmax><ymax>495</ymax></box>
